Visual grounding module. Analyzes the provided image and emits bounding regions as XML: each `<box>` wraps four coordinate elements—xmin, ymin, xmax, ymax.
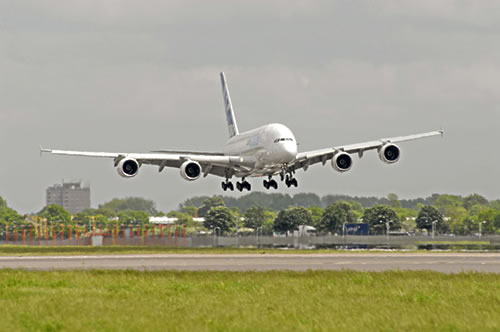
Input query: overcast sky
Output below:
<box><xmin>1</xmin><ymin>1</ymin><xmax>499</xmax><ymax>213</ymax></box>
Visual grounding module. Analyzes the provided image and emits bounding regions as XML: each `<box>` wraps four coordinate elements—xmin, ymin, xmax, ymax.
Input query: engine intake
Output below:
<box><xmin>379</xmin><ymin>143</ymin><xmax>400</xmax><ymax>164</ymax></box>
<box><xmin>117</xmin><ymin>158</ymin><xmax>140</xmax><ymax>178</ymax></box>
<box><xmin>180</xmin><ymin>160</ymin><xmax>202</xmax><ymax>181</ymax></box>
<box><xmin>331</xmin><ymin>152</ymin><xmax>353</xmax><ymax>172</ymax></box>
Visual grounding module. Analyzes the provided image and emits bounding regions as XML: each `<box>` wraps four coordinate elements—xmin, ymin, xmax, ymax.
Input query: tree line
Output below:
<box><xmin>180</xmin><ymin>193</ymin><xmax>500</xmax><ymax>235</ymax></box>
<box><xmin>1</xmin><ymin>193</ymin><xmax>500</xmax><ymax>235</ymax></box>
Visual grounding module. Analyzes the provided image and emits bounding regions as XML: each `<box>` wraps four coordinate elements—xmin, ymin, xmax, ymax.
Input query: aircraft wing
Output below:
<box><xmin>40</xmin><ymin>148</ymin><xmax>255</xmax><ymax>178</ymax></box>
<box><xmin>291</xmin><ymin>130</ymin><xmax>444</xmax><ymax>172</ymax></box>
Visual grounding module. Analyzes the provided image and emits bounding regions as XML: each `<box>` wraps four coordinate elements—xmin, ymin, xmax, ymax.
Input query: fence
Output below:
<box><xmin>0</xmin><ymin>224</ymin><xmax>188</xmax><ymax>246</ymax></box>
<box><xmin>1</xmin><ymin>223</ymin><xmax>500</xmax><ymax>250</ymax></box>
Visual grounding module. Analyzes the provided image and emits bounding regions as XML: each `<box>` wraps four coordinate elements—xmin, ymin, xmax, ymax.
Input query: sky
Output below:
<box><xmin>1</xmin><ymin>0</ymin><xmax>499</xmax><ymax>213</ymax></box>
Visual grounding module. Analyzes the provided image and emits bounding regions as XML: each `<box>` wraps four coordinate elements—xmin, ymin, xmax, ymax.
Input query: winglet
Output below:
<box><xmin>439</xmin><ymin>128</ymin><xmax>444</xmax><ymax>137</ymax></box>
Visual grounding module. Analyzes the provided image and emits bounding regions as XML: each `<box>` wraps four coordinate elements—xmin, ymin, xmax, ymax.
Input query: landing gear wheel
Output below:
<box><xmin>270</xmin><ymin>180</ymin><xmax>278</xmax><ymax>189</ymax></box>
<box><xmin>221</xmin><ymin>182</ymin><xmax>227</xmax><ymax>191</ymax></box>
<box><xmin>263</xmin><ymin>180</ymin><xmax>269</xmax><ymax>189</ymax></box>
<box><xmin>236</xmin><ymin>182</ymin><xmax>243</xmax><ymax>192</ymax></box>
<box><xmin>292</xmin><ymin>178</ymin><xmax>298</xmax><ymax>187</ymax></box>
<box><xmin>244</xmin><ymin>182</ymin><xmax>251</xmax><ymax>191</ymax></box>
<box><xmin>227</xmin><ymin>182</ymin><xmax>234</xmax><ymax>191</ymax></box>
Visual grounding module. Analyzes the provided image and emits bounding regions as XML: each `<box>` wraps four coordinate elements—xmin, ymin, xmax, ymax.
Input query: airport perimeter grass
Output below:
<box><xmin>1</xmin><ymin>270</ymin><xmax>499</xmax><ymax>332</ymax></box>
<box><xmin>0</xmin><ymin>245</ymin><xmax>394</xmax><ymax>256</ymax></box>
<box><xmin>0</xmin><ymin>245</ymin><xmax>492</xmax><ymax>256</ymax></box>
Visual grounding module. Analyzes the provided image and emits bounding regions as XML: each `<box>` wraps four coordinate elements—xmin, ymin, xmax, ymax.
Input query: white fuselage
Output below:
<box><xmin>223</xmin><ymin>123</ymin><xmax>298</xmax><ymax>177</ymax></box>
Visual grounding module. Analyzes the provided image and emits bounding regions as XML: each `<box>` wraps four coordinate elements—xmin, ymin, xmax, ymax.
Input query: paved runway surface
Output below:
<box><xmin>1</xmin><ymin>253</ymin><xmax>500</xmax><ymax>273</ymax></box>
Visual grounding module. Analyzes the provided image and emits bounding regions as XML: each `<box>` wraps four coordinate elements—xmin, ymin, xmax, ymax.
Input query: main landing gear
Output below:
<box><xmin>285</xmin><ymin>174</ymin><xmax>298</xmax><ymax>188</ymax></box>
<box><xmin>263</xmin><ymin>177</ymin><xmax>278</xmax><ymax>190</ymax></box>
<box><xmin>221</xmin><ymin>180</ymin><xmax>234</xmax><ymax>191</ymax></box>
<box><xmin>236</xmin><ymin>179</ymin><xmax>251</xmax><ymax>192</ymax></box>
<box><xmin>222</xmin><ymin>178</ymin><xmax>251</xmax><ymax>192</ymax></box>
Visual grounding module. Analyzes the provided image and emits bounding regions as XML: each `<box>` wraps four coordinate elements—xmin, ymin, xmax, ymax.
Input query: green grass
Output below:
<box><xmin>0</xmin><ymin>270</ymin><xmax>499</xmax><ymax>331</ymax></box>
<box><xmin>0</xmin><ymin>245</ymin><xmax>400</xmax><ymax>256</ymax></box>
<box><xmin>1</xmin><ymin>245</ymin><xmax>498</xmax><ymax>256</ymax></box>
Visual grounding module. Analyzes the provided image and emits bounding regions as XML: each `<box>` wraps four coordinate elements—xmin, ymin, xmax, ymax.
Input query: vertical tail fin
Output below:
<box><xmin>220</xmin><ymin>72</ymin><xmax>239</xmax><ymax>138</ymax></box>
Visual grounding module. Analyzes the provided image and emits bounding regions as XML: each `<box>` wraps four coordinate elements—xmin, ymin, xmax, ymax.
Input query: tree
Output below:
<box><xmin>73</xmin><ymin>211</ymin><xmax>90</xmax><ymax>224</ymax></box>
<box><xmin>494</xmin><ymin>213</ymin><xmax>500</xmax><ymax>231</ymax></box>
<box><xmin>203</xmin><ymin>206</ymin><xmax>234</xmax><ymax>235</ymax></box>
<box><xmin>0</xmin><ymin>196</ymin><xmax>7</xmax><ymax>209</ymax></box>
<box><xmin>243</xmin><ymin>207</ymin><xmax>276</xmax><ymax>229</ymax></box>
<box><xmin>181</xmin><ymin>206</ymin><xmax>198</xmax><ymax>217</ymax></box>
<box><xmin>198</xmin><ymin>196</ymin><xmax>226</xmax><ymax>217</ymax></box>
<box><xmin>318</xmin><ymin>202</ymin><xmax>357</xmax><ymax>234</ymax></box>
<box><xmin>94</xmin><ymin>214</ymin><xmax>109</xmax><ymax>225</ymax></box>
<box><xmin>179</xmin><ymin>196</ymin><xmax>210</xmax><ymax>209</ymax></box>
<box><xmin>293</xmin><ymin>193</ymin><xmax>321</xmax><ymax>208</ymax></box>
<box><xmin>475</xmin><ymin>209</ymin><xmax>499</xmax><ymax>234</ymax></box>
<box><xmin>308</xmin><ymin>206</ymin><xmax>324</xmax><ymax>227</ymax></box>
<box><xmin>273</xmin><ymin>207</ymin><xmax>312</xmax><ymax>233</ymax></box>
<box><xmin>262</xmin><ymin>211</ymin><xmax>277</xmax><ymax>235</ymax></box>
<box><xmin>434</xmin><ymin>195</ymin><xmax>463</xmax><ymax>216</ymax></box>
<box><xmin>362</xmin><ymin>205</ymin><xmax>400</xmax><ymax>234</ymax></box>
<box><xmin>0</xmin><ymin>207</ymin><xmax>24</xmax><ymax>224</ymax></box>
<box><xmin>40</xmin><ymin>204</ymin><xmax>72</xmax><ymax>224</ymax></box>
<box><xmin>99</xmin><ymin>197</ymin><xmax>157</xmax><ymax>215</ymax></box>
<box><xmin>463</xmin><ymin>194</ymin><xmax>489</xmax><ymax>210</ymax></box>
<box><xmin>167</xmin><ymin>211</ymin><xmax>194</xmax><ymax>226</ymax></box>
<box><xmin>387</xmin><ymin>193</ymin><xmax>402</xmax><ymax>209</ymax></box>
<box><xmin>490</xmin><ymin>200</ymin><xmax>500</xmax><ymax>211</ymax></box>
<box><xmin>118</xmin><ymin>210</ymin><xmax>149</xmax><ymax>224</ymax></box>
<box><xmin>243</xmin><ymin>206</ymin><xmax>266</xmax><ymax>229</ymax></box>
<box><xmin>416</xmin><ymin>206</ymin><xmax>446</xmax><ymax>233</ymax></box>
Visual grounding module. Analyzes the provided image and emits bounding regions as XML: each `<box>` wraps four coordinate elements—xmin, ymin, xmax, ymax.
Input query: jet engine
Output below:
<box><xmin>180</xmin><ymin>160</ymin><xmax>202</xmax><ymax>181</ymax></box>
<box><xmin>379</xmin><ymin>143</ymin><xmax>400</xmax><ymax>164</ymax></box>
<box><xmin>117</xmin><ymin>158</ymin><xmax>140</xmax><ymax>178</ymax></box>
<box><xmin>331</xmin><ymin>152</ymin><xmax>353</xmax><ymax>172</ymax></box>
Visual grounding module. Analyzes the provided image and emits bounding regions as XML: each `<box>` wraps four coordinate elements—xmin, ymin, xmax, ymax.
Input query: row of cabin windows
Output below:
<box><xmin>274</xmin><ymin>138</ymin><xmax>294</xmax><ymax>143</ymax></box>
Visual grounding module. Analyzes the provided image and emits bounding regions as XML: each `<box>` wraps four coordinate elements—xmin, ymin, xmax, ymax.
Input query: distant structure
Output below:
<box><xmin>46</xmin><ymin>181</ymin><xmax>90</xmax><ymax>214</ymax></box>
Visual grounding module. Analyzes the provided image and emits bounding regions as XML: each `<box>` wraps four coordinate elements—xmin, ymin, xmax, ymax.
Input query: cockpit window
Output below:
<box><xmin>274</xmin><ymin>138</ymin><xmax>294</xmax><ymax>143</ymax></box>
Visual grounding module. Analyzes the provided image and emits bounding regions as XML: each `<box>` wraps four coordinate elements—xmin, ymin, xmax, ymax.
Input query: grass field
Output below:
<box><xmin>0</xmin><ymin>245</ymin><xmax>397</xmax><ymax>256</ymax></box>
<box><xmin>1</xmin><ymin>270</ymin><xmax>499</xmax><ymax>331</ymax></box>
<box><xmin>0</xmin><ymin>245</ymin><xmax>493</xmax><ymax>256</ymax></box>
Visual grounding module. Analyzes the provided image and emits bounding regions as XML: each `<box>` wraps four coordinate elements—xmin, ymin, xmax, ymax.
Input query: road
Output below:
<box><xmin>1</xmin><ymin>253</ymin><xmax>500</xmax><ymax>273</ymax></box>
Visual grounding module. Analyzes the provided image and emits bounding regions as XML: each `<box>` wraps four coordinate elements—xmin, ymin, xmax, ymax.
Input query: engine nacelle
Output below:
<box><xmin>379</xmin><ymin>143</ymin><xmax>400</xmax><ymax>164</ymax></box>
<box><xmin>117</xmin><ymin>158</ymin><xmax>140</xmax><ymax>178</ymax></box>
<box><xmin>180</xmin><ymin>160</ymin><xmax>202</xmax><ymax>181</ymax></box>
<box><xmin>331</xmin><ymin>152</ymin><xmax>353</xmax><ymax>172</ymax></box>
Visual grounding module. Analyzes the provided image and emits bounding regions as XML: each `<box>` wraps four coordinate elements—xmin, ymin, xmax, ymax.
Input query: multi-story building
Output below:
<box><xmin>46</xmin><ymin>182</ymin><xmax>90</xmax><ymax>214</ymax></box>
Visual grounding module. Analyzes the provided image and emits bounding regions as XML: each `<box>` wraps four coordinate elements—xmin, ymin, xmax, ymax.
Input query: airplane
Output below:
<box><xmin>41</xmin><ymin>72</ymin><xmax>444</xmax><ymax>192</ymax></box>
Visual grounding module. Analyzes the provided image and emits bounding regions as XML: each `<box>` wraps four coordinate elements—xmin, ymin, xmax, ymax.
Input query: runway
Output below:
<box><xmin>1</xmin><ymin>253</ymin><xmax>500</xmax><ymax>273</ymax></box>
